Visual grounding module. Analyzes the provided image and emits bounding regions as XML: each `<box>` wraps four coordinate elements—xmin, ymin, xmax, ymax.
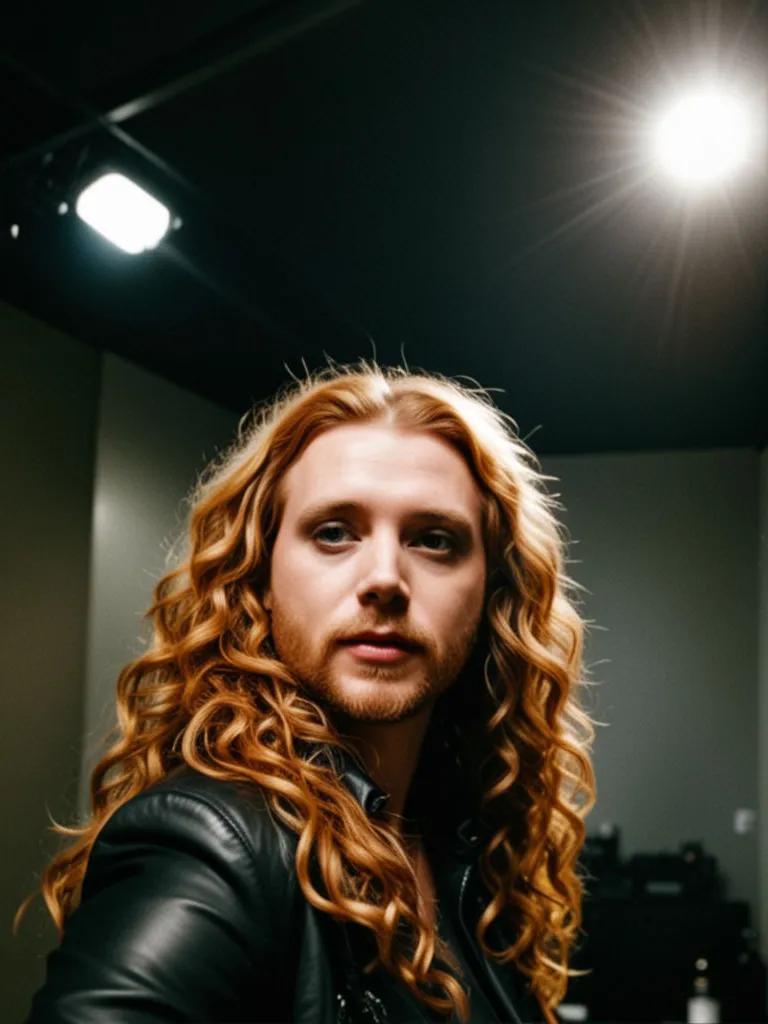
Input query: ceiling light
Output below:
<box><xmin>652</xmin><ymin>88</ymin><xmax>753</xmax><ymax>187</ymax></box>
<box><xmin>75</xmin><ymin>172</ymin><xmax>171</xmax><ymax>254</ymax></box>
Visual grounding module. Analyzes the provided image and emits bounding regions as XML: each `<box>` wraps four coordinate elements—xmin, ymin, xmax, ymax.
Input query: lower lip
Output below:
<box><xmin>342</xmin><ymin>642</ymin><xmax>417</xmax><ymax>662</ymax></box>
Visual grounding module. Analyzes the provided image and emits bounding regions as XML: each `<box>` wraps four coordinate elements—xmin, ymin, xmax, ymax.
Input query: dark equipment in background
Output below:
<box><xmin>563</xmin><ymin>825</ymin><xmax>767</xmax><ymax>1022</ymax></box>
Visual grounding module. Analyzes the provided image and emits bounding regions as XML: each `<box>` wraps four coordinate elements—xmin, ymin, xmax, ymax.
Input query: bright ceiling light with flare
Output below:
<box><xmin>75</xmin><ymin>172</ymin><xmax>171</xmax><ymax>254</ymax></box>
<box><xmin>652</xmin><ymin>87</ymin><xmax>755</xmax><ymax>187</ymax></box>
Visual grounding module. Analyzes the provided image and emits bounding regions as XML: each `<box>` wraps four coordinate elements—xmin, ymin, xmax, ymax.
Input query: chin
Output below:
<box><xmin>323</xmin><ymin>675</ymin><xmax>433</xmax><ymax>724</ymax></box>
<box><xmin>336</xmin><ymin>702</ymin><xmax>428</xmax><ymax>725</ymax></box>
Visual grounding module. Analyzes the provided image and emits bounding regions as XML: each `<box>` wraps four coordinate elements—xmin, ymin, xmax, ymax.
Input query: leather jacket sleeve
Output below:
<box><xmin>25</xmin><ymin>782</ymin><xmax>299</xmax><ymax>1023</ymax></box>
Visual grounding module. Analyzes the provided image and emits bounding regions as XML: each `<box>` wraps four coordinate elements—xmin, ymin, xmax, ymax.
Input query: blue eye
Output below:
<box><xmin>314</xmin><ymin>524</ymin><xmax>349</xmax><ymax>545</ymax></box>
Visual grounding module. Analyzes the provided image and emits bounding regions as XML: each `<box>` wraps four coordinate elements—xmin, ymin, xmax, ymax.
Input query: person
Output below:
<box><xmin>18</xmin><ymin>361</ymin><xmax>597</xmax><ymax>1024</ymax></box>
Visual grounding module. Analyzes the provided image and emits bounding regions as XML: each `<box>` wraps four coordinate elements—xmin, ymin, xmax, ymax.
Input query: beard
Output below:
<box><xmin>267</xmin><ymin>604</ymin><xmax>483</xmax><ymax>725</ymax></box>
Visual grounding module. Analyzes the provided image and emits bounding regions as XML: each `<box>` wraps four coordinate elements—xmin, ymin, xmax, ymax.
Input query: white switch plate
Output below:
<box><xmin>733</xmin><ymin>808</ymin><xmax>756</xmax><ymax>834</ymax></box>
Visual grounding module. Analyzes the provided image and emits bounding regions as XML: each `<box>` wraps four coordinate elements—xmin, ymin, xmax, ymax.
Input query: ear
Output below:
<box><xmin>263</xmin><ymin>589</ymin><xmax>272</xmax><ymax>612</ymax></box>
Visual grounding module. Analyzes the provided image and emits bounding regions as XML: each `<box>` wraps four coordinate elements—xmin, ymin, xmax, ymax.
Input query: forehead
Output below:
<box><xmin>280</xmin><ymin>422</ymin><xmax>483</xmax><ymax>524</ymax></box>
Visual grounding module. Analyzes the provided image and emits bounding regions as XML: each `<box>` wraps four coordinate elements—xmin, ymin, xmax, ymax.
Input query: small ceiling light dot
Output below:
<box><xmin>10</xmin><ymin>224</ymin><xmax>19</xmax><ymax>238</ymax></box>
<box><xmin>75</xmin><ymin>172</ymin><xmax>171</xmax><ymax>254</ymax></box>
<box><xmin>58</xmin><ymin>202</ymin><xmax>69</xmax><ymax>214</ymax></box>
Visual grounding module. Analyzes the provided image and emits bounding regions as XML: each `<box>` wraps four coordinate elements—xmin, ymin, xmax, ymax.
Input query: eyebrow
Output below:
<box><xmin>295</xmin><ymin>500</ymin><xmax>477</xmax><ymax>540</ymax></box>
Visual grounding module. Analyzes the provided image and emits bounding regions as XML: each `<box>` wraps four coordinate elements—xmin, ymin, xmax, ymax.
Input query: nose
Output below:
<box><xmin>355</xmin><ymin>534</ymin><xmax>409</xmax><ymax>607</ymax></box>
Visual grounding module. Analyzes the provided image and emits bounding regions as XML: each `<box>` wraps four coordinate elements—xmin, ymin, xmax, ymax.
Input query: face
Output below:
<box><xmin>263</xmin><ymin>422</ymin><xmax>487</xmax><ymax>725</ymax></box>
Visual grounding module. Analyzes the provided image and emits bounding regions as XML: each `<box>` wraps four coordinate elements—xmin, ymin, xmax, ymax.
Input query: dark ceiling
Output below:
<box><xmin>1</xmin><ymin>0</ymin><xmax>766</xmax><ymax>455</ymax></box>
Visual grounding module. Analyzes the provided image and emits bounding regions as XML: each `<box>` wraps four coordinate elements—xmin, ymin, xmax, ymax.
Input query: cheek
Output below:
<box><xmin>274</xmin><ymin>553</ymin><xmax>336</xmax><ymax>622</ymax></box>
<box><xmin>454</xmin><ymin>563</ymin><xmax>486</xmax><ymax>606</ymax></box>
<box><xmin>272</xmin><ymin>544</ymin><xmax>310</xmax><ymax>597</ymax></box>
<box><xmin>448</xmin><ymin>575</ymin><xmax>486</xmax><ymax>629</ymax></box>
<box><xmin>425</xmin><ymin>578</ymin><xmax>479</xmax><ymax>631</ymax></box>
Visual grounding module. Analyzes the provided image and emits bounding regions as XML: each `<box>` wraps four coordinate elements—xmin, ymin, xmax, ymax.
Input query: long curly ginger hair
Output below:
<box><xmin>16</xmin><ymin>360</ymin><xmax>597</xmax><ymax>1023</ymax></box>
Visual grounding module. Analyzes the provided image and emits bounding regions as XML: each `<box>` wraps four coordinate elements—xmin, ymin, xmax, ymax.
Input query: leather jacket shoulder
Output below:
<box><xmin>26</xmin><ymin>758</ymin><xmax>540</xmax><ymax>1024</ymax></box>
<box><xmin>26</xmin><ymin>765</ymin><xmax>305</xmax><ymax>1023</ymax></box>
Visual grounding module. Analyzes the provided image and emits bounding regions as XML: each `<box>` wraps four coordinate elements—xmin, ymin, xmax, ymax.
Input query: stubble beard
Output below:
<box><xmin>268</xmin><ymin>607</ymin><xmax>483</xmax><ymax>725</ymax></box>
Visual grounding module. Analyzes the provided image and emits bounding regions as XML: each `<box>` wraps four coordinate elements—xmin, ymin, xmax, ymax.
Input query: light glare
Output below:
<box><xmin>653</xmin><ymin>90</ymin><xmax>752</xmax><ymax>186</ymax></box>
<box><xmin>75</xmin><ymin>173</ymin><xmax>171</xmax><ymax>254</ymax></box>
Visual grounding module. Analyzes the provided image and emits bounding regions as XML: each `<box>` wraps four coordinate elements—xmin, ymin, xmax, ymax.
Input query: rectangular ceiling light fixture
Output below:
<box><xmin>75</xmin><ymin>172</ymin><xmax>171</xmax><ymax>254</ymax></box>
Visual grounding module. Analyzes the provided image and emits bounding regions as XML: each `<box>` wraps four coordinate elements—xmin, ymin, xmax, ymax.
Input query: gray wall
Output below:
<box><xmin>1</xmin><ymin>302</ymin><xmax>100</xmax><ymax>1024</ymax></box>
<box><xmin>3</xmin><ymin>328</ymin><xmax>237</xmax><ymax>1022</ymax></box>
<box><xmin>542</xmin><ymin>449</ymin><xmax>760</xmax><ymax>926</ymax></box>
<box><xmin>78</xmin><ymin>352</ymin><xmax>238</xmax><ymax>814</ymax></box>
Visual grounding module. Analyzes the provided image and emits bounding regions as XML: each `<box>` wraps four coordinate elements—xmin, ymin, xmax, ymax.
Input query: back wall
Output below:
<box><xmin>543</xmin><ymin>448</ymin><xmax>759</xmax><ymax>923</ymax></box>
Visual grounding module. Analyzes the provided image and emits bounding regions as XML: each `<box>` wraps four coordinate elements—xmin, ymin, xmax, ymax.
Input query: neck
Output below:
<box><xmin>338</xmin><ymin>703</ymin><xmax>434</xmax><ymax>835</ymax></box>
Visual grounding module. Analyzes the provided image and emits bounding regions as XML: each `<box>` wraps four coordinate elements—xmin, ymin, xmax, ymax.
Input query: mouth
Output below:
<box><xmin>339</xmin><ymin>637</ymin><xmax>421</xmax><ymax>663</ymax></box>
<box><xmin>341</xmin><ymin>643</ymin><xmax>416</xmax><ymax>663</ymax></box>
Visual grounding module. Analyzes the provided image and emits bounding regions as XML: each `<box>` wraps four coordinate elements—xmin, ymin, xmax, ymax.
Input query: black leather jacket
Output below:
<box><xmin>26</xmin><ymin>749</ymin><xmax>541</xmax><ymax>1024</ymax></box>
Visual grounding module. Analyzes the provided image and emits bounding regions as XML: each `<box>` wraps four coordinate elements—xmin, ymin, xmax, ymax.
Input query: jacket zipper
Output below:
<box><xmin>339</xmin><ymin>924</ymin><xmax>389</xmax><ymax>1023</ymax></box>
<box><xmin>458</xmin><ymin>862</ymin><xmax>472</xmax><ymax>914</ymax></box>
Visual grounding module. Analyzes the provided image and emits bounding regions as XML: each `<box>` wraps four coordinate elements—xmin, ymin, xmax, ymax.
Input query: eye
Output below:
<box><xmin>418</xmin><ymin>531</ymin><xmax>457</xmax><ymax>553</ymax></box>
<box><xmin>312</xmin><ymin>523</ymin><xmax>458</xmax><ymax>554</ymax></box>
<box><xmin>313</xmin><ymin>524</ymin><xmax>351</xmax><ymax>546</ymax></box>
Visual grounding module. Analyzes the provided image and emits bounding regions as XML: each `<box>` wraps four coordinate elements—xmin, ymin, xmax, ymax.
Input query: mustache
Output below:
<box><xmin>336</xmin><ymin>628</ymin><xmax>423</xmax><ymax>646</ymax></box>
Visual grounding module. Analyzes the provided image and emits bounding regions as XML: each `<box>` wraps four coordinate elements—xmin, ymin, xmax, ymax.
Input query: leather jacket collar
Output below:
<box><xmin>319</xmin><ymin>739</ymin><xmax>491</xmax><ymax>863</ymax></box>
<box><xmin>329</xmin><ymin>744</ymin><xmax>391</xmax><ymax>815</ymax></box>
